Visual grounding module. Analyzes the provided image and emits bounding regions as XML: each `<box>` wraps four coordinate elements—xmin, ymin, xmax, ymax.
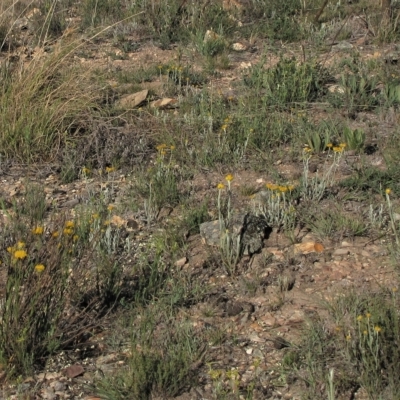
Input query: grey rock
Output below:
<box><xmin>332</xmin><ymin>41</ymin><xmax>353</xmax><ymax>50</ymax></box>
<box><xmin>225</xmin><ymin>301</ymin><xmax>243</xmax><ymax>316</ymax></box>
<box><xmin>200</xmin><ymin>213</ymin><xmax>269</xmax><ymax>256</ymax></box>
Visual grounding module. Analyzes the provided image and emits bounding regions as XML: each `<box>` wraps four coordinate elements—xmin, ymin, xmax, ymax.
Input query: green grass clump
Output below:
<box><xmin>241</xmin><ymin>0</ymin><xmax>305</xmax><ymax>41</ymax></box>
<box><xmin>80</xmin><ymin>0</ymin><xmax>125</xmax><ymax>29</ymax></box>
<box><xmin>244</xmin><ymin>57</ymin><xmax>331</xmax><ymax>110</ymax></box>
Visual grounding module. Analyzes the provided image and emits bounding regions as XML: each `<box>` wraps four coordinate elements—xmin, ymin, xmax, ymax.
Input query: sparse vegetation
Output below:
<box><xmin>0</xmin><ymin>0</ymin><xmax>400</xmax><ymax>398</ymax></box>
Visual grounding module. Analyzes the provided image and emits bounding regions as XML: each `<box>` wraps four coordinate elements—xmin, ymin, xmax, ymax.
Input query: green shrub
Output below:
<box><xmin>244</xmin><ymin>57</ymin><xmax>331</xmax><ymax>109</ymax></box>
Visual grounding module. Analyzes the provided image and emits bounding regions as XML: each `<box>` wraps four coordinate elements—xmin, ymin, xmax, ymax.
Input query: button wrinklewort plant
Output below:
<box><xmin>0</xmin><ymin>223</ymin><xmax>73</xmax><ymax>376</ymax></box>
<box><xmin>217</xmin><ymin>174</ymin><xmax>241</xmax><ymax>275</ymax></box>
<box><xmin>301</xmin><ymin>143</ymin><xmax>345</xmax><ymax>202</ymax></box>
<box><xmin>144</xmin><ymin>144</ymin><xmax>179</xmax><ymax>225</ymax></box>
<box><xmin>252</xmin><ymin>183</ymin><xmax>296</xmax><ymax>231</ymax></box>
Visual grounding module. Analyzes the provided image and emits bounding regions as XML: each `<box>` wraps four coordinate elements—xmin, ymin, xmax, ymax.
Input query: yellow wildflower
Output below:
<box><xmin>217</xmin><ymin>183</ymin><xmax>225</xmax><ymax>190</ymax></box>
<box><xmin>357</xmin><ymin>315</ymin><xmax>363</xmax><ymax>322</ymax></box>
<box><xmin>220</xmin><ymin>124</ymin><xmax>228</xmax><ymax>131</ymax></box>
<box><xmin>34</xmin><ymin>264</ymin><xmax>45</xmax><ymax>273</ymax></box>
<box><xmin>65</xmin><ymin>221</ymin><xmax>75</xmax><ymax>229</ymax></box>
<box><xmin>17</xmin><ymin>241</ymin><xmax>25</xmax><ymax>249</ymax></box>
<box><xmin>160</xmin><ymin>150</ymin><xmax>167</xmax><ymax>156</ymax></box>
<box><xmin>225</xmin><ymin>174</ymin><xmax>234</xmax><ymax>182</ymax></box>
<box><xmin>339</xmin><ymin>143</ymin><xmax>347</xmax><ymax>148</ymax></box>
<box><xmin>107</xmin><ymin>205</ymin><xmax>115</xmax><ymax>212</ymax></box>
<box><xmin>366</xmin><ymin>312</ymin><xmax>371</xmax><ymax>319</ymax></box>
<box><xmin>278</xmin><ymin>186</ymin><xmax>288</xmax><ymax>193</ymax></box>
<box><xmin>82</xmin><ymin>167</ymin><xmax>91</xmax><ymax>175</ymax></box>
<box><xmin>288</xmin><ymin>185</ymin><xmax>295</xmax><ymax>191</ymax></box>
<box><xmin>73</xmin><ymin>235</ymin><xmax>79</xmax><ymax>242</ymax></box>
<box><xmin>63</xmin><ymin>228</ymin><xmax>74</xmax><ymax>235</ymax></box>
<box><xmin>363</xmin><ymin>330</ymin><xmax>368</xmax><ymax>335</ymax></box>
<box><xmin>374</xmin><ymin>326</ymin><xmax>382</xmax><ymax>333</ymax></box>
<box><xmin>14</xmin><ymin>250</ymin><xmax>27</xmax><ymax>260</ymax></box>
<box><xmin>156</xmin><ymin>144</ymin><xmax>167</xmax><ymax>151</ymax></box>
<box><xmin>335</xmin><ymin>326</ymin><xmax>342</xmax><ymax>332</ymax></box>
<box><xmin>7</xmin><ymin>247</ymin><xmax>14</xmax><ymax>253</ymax></box>
<box><xmin>106</xmin><ymin>166</ymin><xmax>115</xmax><ymax>173</ymax></box>
<box><xmin>386</xmin><ymin>188</ymin><xmax>391</xmax><ymax>195</ymax></box>
<box><xmin>32</xmin><ymin>226</ymin><xmax>44</xmax><ymax>235</ymax></box>
<box><xmin>52</xmin><ymin>231</ymin><xmax>59</xmax><ymax>238</ymax></box>
<box><xmin>333</xmin><ymin>146</ymin><xmax>343</xmax><ymax>153</ymax></box>
<box><xmin>266</xmin><ymin>183</ymin><xmax>278</xmax><ymax>191</ymax></box>
<box><xmin>326</xmin><ymin>143</ymin><xmax>333</xmax><ymax>148</ymax></box>
<box><xmin>170</xmin><ymin>145</ymin><xmax>176</xmax><ymax>151</ymax></box>
<box><xmin>92</xmin><ymin>213</ymin><xmax>100</xmax><ymax>220</ymax></box>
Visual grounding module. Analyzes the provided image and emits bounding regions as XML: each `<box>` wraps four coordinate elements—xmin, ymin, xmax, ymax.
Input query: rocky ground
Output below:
<box><xmin>1</xmin><ymin>2</ymin><xmax>400</xmax><ymax>399</ymax></box>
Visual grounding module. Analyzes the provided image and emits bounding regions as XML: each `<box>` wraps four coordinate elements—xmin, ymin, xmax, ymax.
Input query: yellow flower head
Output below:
<box><xmin>339</xmin><ymin>143</ymin><xmax>347</xmax><ymax>148</ymax></box>
<box><xmin>156</xmin><ymin>144</ymin><xmax>167</xmax><ymax>151</ymax></box>
<box><xmin>73</xmin><ymin>235</ymin><xmax>79</xmax><ymax>242</ymax></box>
<box><xmin>32</xmin><ymin>226</ymin><xmax>44</xmax><ymax>235</ymax></box>
<box><xmin>65</xmin><ymin>221</ymin><xmax>75</xmax><ymax>229</ymax></box>
<box><xmin>357</xmin><ymin>315</ymin><xmax>363</xmax><ymax>322</ymax></box>
<box><xmin>82</xmin><ymin>167</ymin><xmax>91</xmax><ymax>175</ymax></box>
<box><xmin>17</xmin><ymin>241</ymin><xmax>25</xmax><ymax>249</ymax></box>
<box><xmin>366</xmin><ymin>312</ymin><xmax>371</xmax><ymax>319</ymax></box>
<box><xmin>52</xmin><ymin>231</ymin><xmax>59</xmax><ymax>238</ymax></box>
<box><xmin>34</xmin><ymin>264</ymin><xmax>45</xmax><ymax>273</ymax></box>
<box><xmin>14</xmin><ymin>250</ymin><xmax>27</xmax><ymax>260</ymax></box>
<box><xmin>333</xmin><ymin>146</ymin><xmax>343</xmax><ymax>153</ymax></box>
<box><xmin>63</xmin><ymin>228</ymin><xmax>74</xmax><ymax>235</ymax></box>
<box><xmin>220</xmin><ymin>124</ymin><xmax>228</xmax><ymax>131</ymax></box>
<box><xmin>266</xmin><ymin>183</ymin><xmax>278</xmax><ymax>191</ymax></box>
<box><xmin>374</xmin><ymin>326</ymin><xmax>382</xmax><ymax>333</ymax></box>
<box><xmin>107</xmin><ymin>205</ymin><xmax>115</xmax><ymax>212</ymax></box>
<box><xmin>278</xmin><ymin>186</ymin><xmax>288</xmax><ymax>193</ymax></box>
<box><xmin>92</xmin><ymin>213</ymin><xmax>100</xmax><ymax>220</ymax></box>
<box><xmin>106</xmin><ymin>166</ymin><xmax>115</xmax><ymax>173</ymax></box>
<box><xmin>217</xmin><ymin>183</ymin><xmax>225</xmax><ymax>190</ymax></box>
<box><xmin>170</xmin><ymin>145</ymin><xmax>176</xmax><ymax>151</ymax></box>
<box><xmin>386</xmin><ymin>188</ymin><xmax>391</xmax><ymax>195</ymax></box>
<box><xmin>326</xmin><ymin>143</ymin><xmax>333</xmax><ymax>148</ymax></box>
<box><xmin>225</xmin><ymin>174</ymin><xmax>234</xmax><ymax>182</ymax></box>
